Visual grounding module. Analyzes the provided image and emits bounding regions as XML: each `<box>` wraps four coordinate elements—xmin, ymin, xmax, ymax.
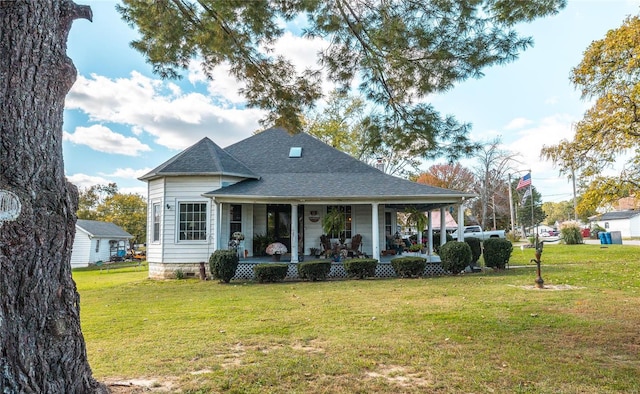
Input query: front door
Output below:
<box><xmin>266</xmin><ymin>204</ymin><xmax>304</xmax><ymax>255</ymax></box>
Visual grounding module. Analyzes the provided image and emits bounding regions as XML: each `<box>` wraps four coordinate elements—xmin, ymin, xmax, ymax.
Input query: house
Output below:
<box><xmin>139</xmin><ymin>128</ymin><xmax>475</xmax><ymax>279</ymax></box>
<box><xmin>589</xmin><ymin>210</ymin><xmax>640</xmax><ymax>238</ymax></box>
<box><xmin>70</xmin><ymin>219</ymin><xmax>133</xmax><ymax>268</ymax></box>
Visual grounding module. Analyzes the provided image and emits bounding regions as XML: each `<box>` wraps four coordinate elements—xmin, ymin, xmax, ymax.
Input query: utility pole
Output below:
<box><xmin>508</xmin><ymin>174</ymin><xmax>515</xmax><ymax>234</ymax></box>
<box><xmin>572</xmin><ymin>167</ymin><xmax>578</xmax><ymax>221</ymax></box>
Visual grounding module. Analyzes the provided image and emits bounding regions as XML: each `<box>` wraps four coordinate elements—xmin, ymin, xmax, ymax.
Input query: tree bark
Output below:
<box><xmin>0</xmin><ymin>1</ymin><xmax>106</xmax><ymax>392</ymax></box>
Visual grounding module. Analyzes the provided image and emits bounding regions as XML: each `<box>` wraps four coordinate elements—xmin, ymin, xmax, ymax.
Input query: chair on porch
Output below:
<box><xmin>347</xmin><ymin>234</ymin><xmax>364</xmax><ymax>258</ymax></box>
<box><xmin>320</xmin><ymin>234</ymin><xmax>332</xmax><ymax>258</ymax></box>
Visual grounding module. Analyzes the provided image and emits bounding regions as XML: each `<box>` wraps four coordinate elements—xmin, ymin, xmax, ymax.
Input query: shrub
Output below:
<box><xmin>209</xmin><ymin>250</ymin><xmax>239</xmax><ymax>283</ymax></box>
<box><xmin>253</xmin><ymin>263</ymin><xmax>289</xmax><ymax>283</ymax></box>
<box><xmin>560</xmin><ymin>221</ymin><xmax>583</xmax><ymax>245</ymax></box>
<box><xmin>408</xmin><ymin>243</ymin><xmax>422</xmax><ymax>252</ymax></box>
<box><xmin>464</xmin><ymin>237</ymin><xmax>482</xmax><ymax>265</ymax></box>
<box><xmin>391</xmin><ymin>257</ymin><xmax>427</xmax><ymax>278</ymax></box>
<box><xmin>505</xmin><ymin>231</ymin><xmax>520</xmax><ymax>243</ymax></box>
<box><xmin>298</xmin><ymin>260</ymin><xmax>331</xmax><ymax>281</ymax></box>
<box><xmin>433</xmin><ymin>231</ymin><xmax>453</xmax><ymax>254</ymax></box>
<box><xmin>343</xmin><ymin>259</ymin><xmax>378</xmax><ymax>279</ymax></box>
<box><xmin>483</xmin><ymin>238</ymin><xmax>513</xmax><ymax>269</ymax></box>
<box><xmin>174</xmin><ymin>269</ymin><xmax>185</xmax><ymax>280</ymax></box>
<box><xmin>439</xmin><ymin>241</ymin><xmax>472</xmax><ymax>274</ymax></box>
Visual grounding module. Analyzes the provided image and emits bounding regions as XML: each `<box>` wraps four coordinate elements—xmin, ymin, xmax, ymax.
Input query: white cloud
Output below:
<box><xmin>67</xmin><ymin>72</ymin><xmax>265</xmax><ymax>150</ymax></box>
<box><xmin>66</xmin><ymin>173</ymin><xmax>111</xmax><ymax>190</ymax></box>
<box><xmin>504</xmin><ymin>117</ymin><xmax>534</xmax><ymax>130</ymax></box>
<box><xmin>99</xmin><ymin>167</ymin><xmax>153</xmax><ymax>180</ymax></box>
<box><xmin>63</xmin><ymin>125</ymin><xmax>151</xmax><ymax>156</ymax></box>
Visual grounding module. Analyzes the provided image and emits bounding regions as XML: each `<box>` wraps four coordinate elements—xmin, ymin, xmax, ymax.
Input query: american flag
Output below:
<box><xmin>516</xmin><ymin>173</ymin><xmax>531</xmax><ymax>190</ymax></box>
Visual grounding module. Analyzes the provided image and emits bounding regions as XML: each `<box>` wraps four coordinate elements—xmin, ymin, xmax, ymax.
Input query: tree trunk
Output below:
<box><xmin>0</xmin><ymin>1</ymin><xmax>106</xmax><ymax>392</ymax></box>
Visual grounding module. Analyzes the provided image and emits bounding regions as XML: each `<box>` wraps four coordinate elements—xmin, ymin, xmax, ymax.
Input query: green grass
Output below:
<box><xmin>76</xmin><ymin>244</ymin><xmax>640</xmax><ymax>393</ymax></box>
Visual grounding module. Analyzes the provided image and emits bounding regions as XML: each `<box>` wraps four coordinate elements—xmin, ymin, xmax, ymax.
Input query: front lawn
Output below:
<box><xmin>75</xmin><ymin>243</ymin><xmax>640</xmax><ymax>393</ymax></box>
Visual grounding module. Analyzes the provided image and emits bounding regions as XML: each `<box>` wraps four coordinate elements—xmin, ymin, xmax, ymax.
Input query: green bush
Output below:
<box><xmin>439</xmin><ymin>241</ymin><xmax>472</xmax><ymax>274</ymax></box>
<box><xmin>253</xmin><ymin>263</ymin><xmax>289</xmax><ymax>283</ymax></box>
<box><xmin>561</xmin><ymin>223</ymin><xmax>583</xmax><ymax>245</ymax></box>
<box><xmin>390</xmin><ymin>257</ymin><xmax>427</xmax><ymax>278</ymax></box>
<box><xmin>433</xmin><ymin>231</ymin><xmax>453</xmax><ymax>254</ymax></box>
<box><xmin>343</xmin><ymin>259</ymin><xmax>378</xmax><ymax>279</ymax></box>
<box><xmin>297</xmin><ymin>260</ymin><xmax>332</xmax><ymax>281</ymax></box>
<box><xmin>464</xmin><ymin>237</ymin><xmax>482</xmax><ymax>265</ymax></box>
<box><xmin>483</xmin><ymin>238</ymin><xmax>513</xmax><ymax>269</ymax></box>
<box><xmin>209</xmin><ymin>250</ymin><xmax>239</xmax><ymax>283</ymax></box>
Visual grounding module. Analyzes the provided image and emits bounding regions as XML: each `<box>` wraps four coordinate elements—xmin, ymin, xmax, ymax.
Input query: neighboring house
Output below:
<box><xmin>589</xmin><ymin>210</ymin><xmax>640</xmax><ymax>238</ymax></box>
<box><xmin>139</xmin><ymin>128</ymin><xmax>475</xmax><ymax>279</ymax></box>
<box><xmin>70</xmin><ymin>219</ymin><xmax>133</xmax><ymax>268</ymax></box>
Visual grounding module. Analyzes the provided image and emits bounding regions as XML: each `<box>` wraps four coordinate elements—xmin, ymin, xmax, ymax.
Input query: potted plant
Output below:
<box><xmin>322</xmin><ymin>208</ymin><xmax>345</xmax><ymax>240</ymax></box>
<box><xmin>266</xmin><ymin>242</ymin><xmax>288</xmax><ymax>262</ymax></box>
<box><xmin>405</xmin><ymin>207</ymin><xmax>427</xmax><ymax>247</ymax></box>
<box><xmin>309</xmin><ymin>247</ymin><xmax>321</xmax><ymax>258</ymax></box>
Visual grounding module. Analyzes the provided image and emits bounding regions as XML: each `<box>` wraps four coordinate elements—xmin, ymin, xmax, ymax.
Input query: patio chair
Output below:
<box><xmin>348</xmin><ymin>234</ymin><xmax>364</xmax><ymax>257</ymax></box>
<box><xmin>320</xmin><ymin>234</ymin><xmax>332</xmax><ymax>258</ymax></box>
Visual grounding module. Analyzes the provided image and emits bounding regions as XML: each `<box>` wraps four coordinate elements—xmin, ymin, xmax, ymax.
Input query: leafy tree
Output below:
<box><xmin>414</xmin><ymin>163</ymin><xmax>476</xmax><ymax>220</ymax></box>
<box><xmin>118</xmin><ymin>0</ymin><xmax>565</xmax><ymax>161</ymax></box>
<box><xmin>472</xmin><ymin>138</ymin><xmax>519</xmax><ymax>230</ymax></box>
<box><xmin>542</xmin><ymin>200</ymin><xmax>575</xmax><ymax>225</ymax></box>
<box><xmin>514</xmin><ymin>181</ymin><xmax>546</xmax><ymax>233</ymax></box>
<box><xmin>0</xmin><ymin>1</ymin><xmax>106</xmax><ymax>392</ymax></box>
<box><xmin>98</xmin><ymin>193</ymin><xmax>147</xmax><ymax>246</ymax></box>
<box><xmin>77</xmin><ymin>183</ymin><xmax>118</xmax><ymax>220</ymax></box>
<box><xmin>77</xmin><ymin>184</ymin><xmax>147</xmax><ymax>245</ymax></box>
<box><xmin>542</xmin><ymin>15</ymin><xmax>640</xmax><ymax>213</ymax></box>
<box><xmin>306</xmin><ymin>90</ymin><xmax>422</xmax><ymax>176</ymax></box>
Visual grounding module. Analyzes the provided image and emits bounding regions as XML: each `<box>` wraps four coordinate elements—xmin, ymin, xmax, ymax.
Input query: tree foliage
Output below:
<box><xmin>542</xmin><ymin>15</ymin><xmax>640</xmax><ymax>213</ymax></box>
<box><xmin>78</xmin><ymin>184</ymin><xmax>147</xmax><ymax>245</ymax></box>
<box><xmin>118</xmin><ymin>0</ymin><xmax>565</xmax><ymax>161</ymax></box>
<box><xmin>471</xmin><ymin>138</ymin><xmax>518</xmax><ymax>229</ymax></box>
<box><xmin>414</xmin><ymin>163</ymin><xmax>476</xmax><ymax>221</ymax></box>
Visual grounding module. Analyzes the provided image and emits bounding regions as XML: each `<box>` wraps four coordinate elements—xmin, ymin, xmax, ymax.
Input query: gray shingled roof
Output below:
<box><xmin>139</xmin><ymin>137</ymin><xmax>259</xmax><ymax>181</ymax></box>
<box><xmin>202</xmin><ymin>128</ymin><xmax>472</xmax><ymax>200</ymax></box>
<box><xmin>594</xmin><ymin>210</ymin><xmax>640</xmax><ymax>221</ymax></box>
<box><xmin>76</xmin><ymin>220</ymin><xmax>132</xmax><ymax>238</ymax></box>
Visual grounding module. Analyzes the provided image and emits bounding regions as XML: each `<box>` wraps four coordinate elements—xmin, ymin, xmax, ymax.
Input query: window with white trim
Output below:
<box><xmin>178</xmin><ymin>202</ymin><xmax>207</xmax><ymax>241</ymax></box>
<box><xmin>152</xmin><ymin>203</ymin><xmax>161</xmax><ymax>242</ymax></box>
<box><xmin>326</xmin><ymin>205</ymin><xmax>352</xmax><ymax>239</ymax></box>
<box><xmin>230</xmin><ymin>204</ymin><xmax>242</xmax><ymax>235</ymax></box>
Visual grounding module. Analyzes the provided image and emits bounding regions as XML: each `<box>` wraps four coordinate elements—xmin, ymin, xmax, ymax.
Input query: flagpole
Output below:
<box><xmin>508</xmin><ymin>173</ymin><xmax>515</xmax><ymax>234</ymax></box>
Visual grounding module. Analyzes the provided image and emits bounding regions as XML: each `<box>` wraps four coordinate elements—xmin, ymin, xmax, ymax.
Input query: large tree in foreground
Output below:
<box><xmin>0</xmin><ymin>1</ymin><xmax>106</xmax><ymax>392</ymax></box>
<box><xmin>542</xmin><ymin>15</ymin><xmax>640</xmax><ymax>214</ymax></box>
<box><xmin>118</xmin><ymin>0</ymin><xmax>566</xmax><ymax>162</ymax></box>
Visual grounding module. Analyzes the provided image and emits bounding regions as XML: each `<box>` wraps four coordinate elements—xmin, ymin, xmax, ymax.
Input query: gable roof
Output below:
<box><xmin>76</xmin><ymin>220</ymin><xmax>132</xmax><ymax>238</ymax></box>
<box><xmin>592</xmin><ymin>210</ymin><xmax>640</xmax><ymax>221</ymax></box>
<box><xmin>203</xmin><ymin>128</ymin><xmax>473</xmax><ymax>204</ymax></box>
<box><xmin>139</xmin><ymin>137</ymin><xmax>259</xmax><ymax>181</ymax></box>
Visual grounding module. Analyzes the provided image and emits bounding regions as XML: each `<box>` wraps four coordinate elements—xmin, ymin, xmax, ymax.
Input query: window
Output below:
<box><xmin>326</xmin><ymin>205</ymin><xmax>352</xmax><ymax>239</ymax></box>
<box><xmin>152</xmin><ymin>203</ymin><xmax>161</xmax><ymax>242</ymax></box>
<box><xmin>230</xmin><ymin>204</ymin><xmax>242</xmax><ymax>235</ymax></box>
<box><xmin>179</xmin><ymin>202</ymin><xmax>207</xmax><ymax>241</ymax></box>
<box><xmin>384</xmin><ymin>212</ymin><xmax>392</xmax><ymax>236</ymax></box>
<box><xmin>95</xmin><ymin>239</ymin><xmax>100</xmax><ymax>253</ymax></box>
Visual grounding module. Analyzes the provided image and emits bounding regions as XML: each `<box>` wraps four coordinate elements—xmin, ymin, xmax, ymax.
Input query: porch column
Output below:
<box><xmin>440</xmin><ymin>207</ymin><xmax>447</xmax><ymax>246</ymax></box>
<box><xmin>371</xmin><ymin>203</ymin><xmax>380</xmax><ymax>260</ymax></box>
<box><xmin>427</xmin><ymin>211</ymin><xmax>433</xmax><ymax>255</ymax></box>
<box><xmin>291</xmin><ymin>203</ymin><xmax>299</xmax><ymax>263</ymax></box>
<box><xmin>457</xmin><ymin>203</ymin><xmax>465</xmax><ymax>242</ymax></box>
<box><xmin>214</xmin><ymin>200</ymin><xmax>221</xmax><ymax>251</ymax></box>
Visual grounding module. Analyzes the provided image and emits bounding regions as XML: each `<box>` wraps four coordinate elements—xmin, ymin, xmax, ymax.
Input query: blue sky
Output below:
<box><xmin>64</xmin><ymin>1</ymin><xmax>640</xmax><ymax>202</ymax></box>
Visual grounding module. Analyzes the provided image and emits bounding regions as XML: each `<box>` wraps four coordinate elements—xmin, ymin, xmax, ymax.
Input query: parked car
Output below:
<box><xmin>451</xmin><ymin>225</ymin><xmax>506</xmax><ymax>240</ymax></box>
<box><xmin>540</xmin><ymin>230</ymin><xmax>558</xmax><ymax>237</ymax></box>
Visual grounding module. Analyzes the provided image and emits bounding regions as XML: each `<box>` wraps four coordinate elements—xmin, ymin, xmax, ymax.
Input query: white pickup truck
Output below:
<box><xmin>451</xmin><ymin>225</ymin><xmax>506</xmax><ymax>241</ymax></box>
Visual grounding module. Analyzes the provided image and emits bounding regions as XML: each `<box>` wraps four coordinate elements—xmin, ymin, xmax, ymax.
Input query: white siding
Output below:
<box><xmin>161</xmin><ymin>176</ymin><xmax>221</xmax><ymax>263</ymax></box>
<box><xmin>147</xmin><ymin>179</ymin><xmax>165</xmax><ymax>263</ymax></box>
<box><xmin>302</xmin><ymin>204</ymin><xmax>325</xmax><ymax>255</ymax></box>
<box><xmin>70</xmin><ymin>230</ymin><xmax>91</xmax><ymax>268</ymax></box>
<box><xmin>631</xmin><ymin>216</ymin><xmax>640</xmax><ymax>237</ymax></box>
<box><xmin>595</xmin><ymin>215</ymin><xmax>640</xmax><ymax>238</ymax></box>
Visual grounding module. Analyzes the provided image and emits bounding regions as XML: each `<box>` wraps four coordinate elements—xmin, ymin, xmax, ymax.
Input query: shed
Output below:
<box><xmin>70</xmin><ymin>220</ymin><xmax>133</xmax><ymax>268</ymax></box>
<box><xmin>589</xmin><ymin>210</ymin><xmax>640</xmax><ymax>238</ymax></box>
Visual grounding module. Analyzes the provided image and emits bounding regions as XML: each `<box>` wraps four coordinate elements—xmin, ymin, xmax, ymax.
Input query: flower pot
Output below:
<box><xmin>272</xmin><ymin>254</ymin><xmax>281</xmax><ymax>262</ymax></box>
